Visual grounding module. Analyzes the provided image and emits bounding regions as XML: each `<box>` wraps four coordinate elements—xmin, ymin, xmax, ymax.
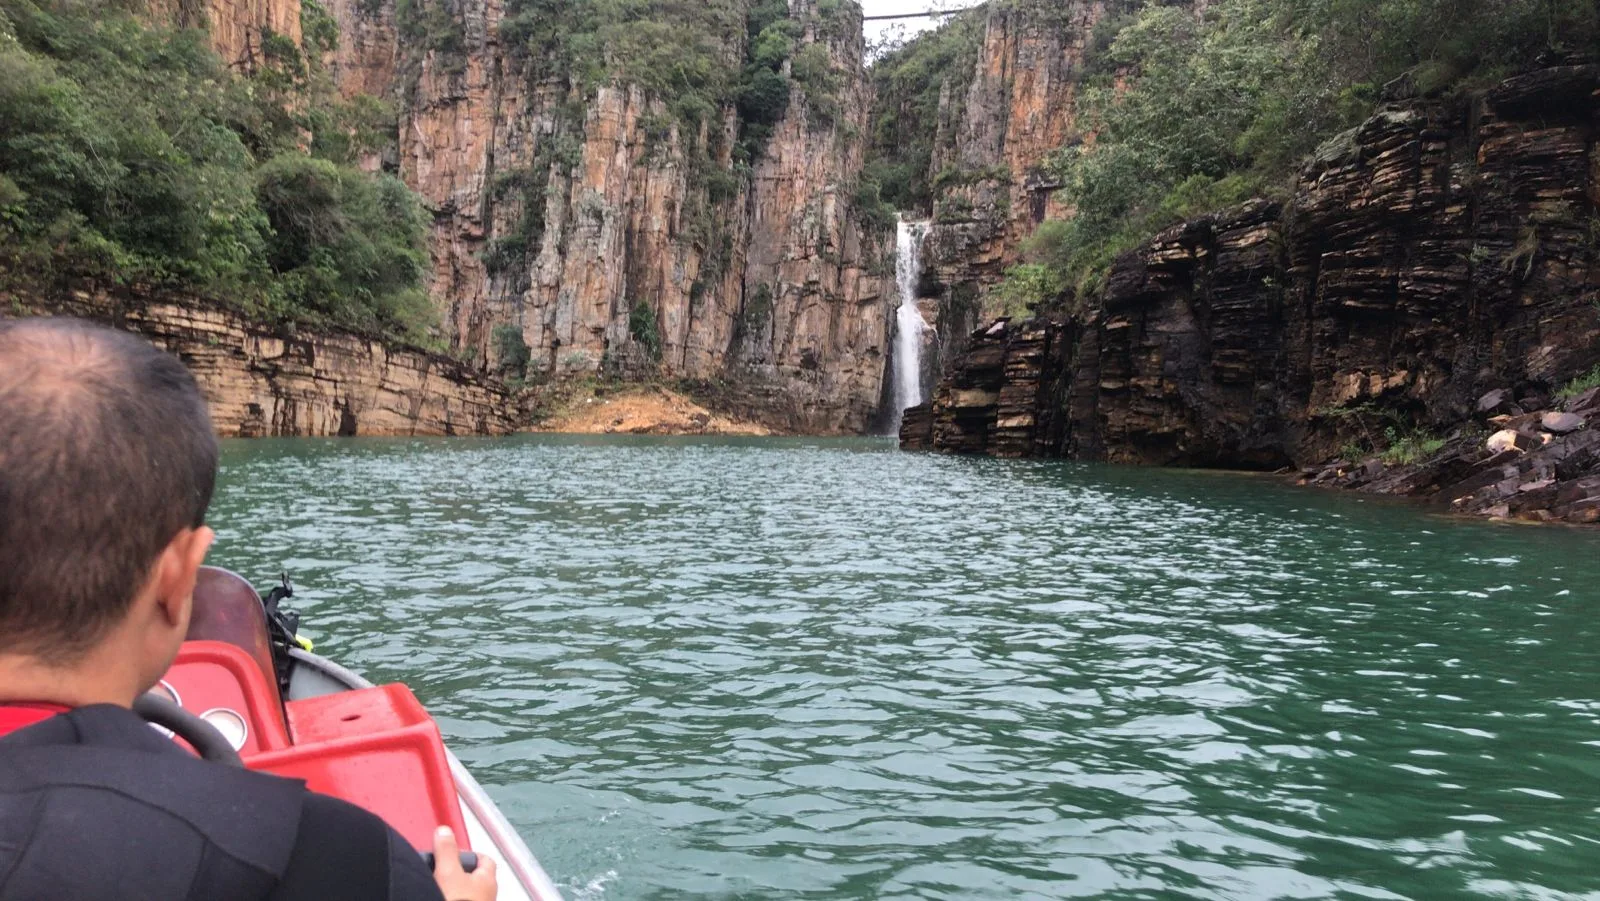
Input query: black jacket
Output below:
<box><xmin>0</xmin><ymin>704</ymin><xmax>444</xmax><ymax>901</ymax></box>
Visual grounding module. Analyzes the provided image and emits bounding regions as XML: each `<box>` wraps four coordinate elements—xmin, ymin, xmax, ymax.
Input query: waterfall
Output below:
<box><xmin>889</xmin><ymin>218</ymin><xmax>928</xmax><ymax>433</ymax></box>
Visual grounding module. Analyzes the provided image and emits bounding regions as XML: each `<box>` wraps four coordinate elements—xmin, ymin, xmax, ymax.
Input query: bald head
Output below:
<box><xmin>0</xmin><ymin>318</ymin><xmax>217</xmax><ymax>659</ymax></box>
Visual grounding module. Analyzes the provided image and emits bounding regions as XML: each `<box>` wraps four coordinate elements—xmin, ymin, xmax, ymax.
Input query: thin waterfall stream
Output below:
<box><xmin>889</xmin><ymin>218</ymin><xmax>928</xmax><ymax>432</ymax></box>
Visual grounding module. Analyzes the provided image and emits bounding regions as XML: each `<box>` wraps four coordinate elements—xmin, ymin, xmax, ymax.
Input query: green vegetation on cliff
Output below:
<box><xmin>1022</xmin><ymin>0</ymin><xmax>1599</xmax><ymax>302</ymax></box>
<box><xmin>497</xmin><ymin>0</ymin><xmax>744</xmax><ymax>124</ymax></box>
<box><xmin>0</xmin><ymin>0</ymin><xmax>435</xmax><ymax>342</ymax></box>
<box><xmin>868</xmin><ymin>0</ymin><xmax>1599</xmax><ymax>308</ymax></box>
<box><xmin>1560</xmin><ymin>365</ymin><xmax>1600</xmax><ymax>401</ymax></box>
<box><xmin>864</xmin><ymin>9</ymin><xmax>985</xmax><ymax>212</ymax></box>
<box><xmin>493</xmin><ymin>0</ymin><xmax>852</xmax><ymax>154</ymax></box>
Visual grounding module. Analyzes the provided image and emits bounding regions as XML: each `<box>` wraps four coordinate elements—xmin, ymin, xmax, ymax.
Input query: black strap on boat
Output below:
<box><xmin>262</xmin><ymin>572</ymin><xmax>303</xmax><ymax>697</ymax></box>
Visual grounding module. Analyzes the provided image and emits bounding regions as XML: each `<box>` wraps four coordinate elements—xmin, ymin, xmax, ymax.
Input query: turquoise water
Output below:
<box><xmin>210</xmin><ymin>436</ymin><xmax>1600</xmax><ymax>900</ymax></box>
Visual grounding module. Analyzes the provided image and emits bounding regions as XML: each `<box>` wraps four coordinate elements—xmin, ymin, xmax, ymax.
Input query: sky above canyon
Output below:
<box><xmin>860</xmin><ymin>0</ymin><xmax>958</xmax><ymax>55</ymax></box>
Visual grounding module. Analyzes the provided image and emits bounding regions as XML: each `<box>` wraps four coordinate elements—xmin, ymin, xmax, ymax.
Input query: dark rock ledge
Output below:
<box><xmin>1302</xmin><ymin>388</ymin><xmax>1600</xmax><ymax>524</ymax></box>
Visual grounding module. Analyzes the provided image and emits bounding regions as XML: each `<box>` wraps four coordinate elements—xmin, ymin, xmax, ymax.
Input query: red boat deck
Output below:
<box><xmin>162</xmin><ymin>641</ymin><xmax>470</xmax><ymax>849</ymax></box>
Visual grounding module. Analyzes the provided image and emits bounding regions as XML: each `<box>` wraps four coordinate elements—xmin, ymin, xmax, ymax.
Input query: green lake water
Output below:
<box><xmin>209</xmin><ymin>435</ymin><xmax>1600</xmax><ymax>900</ymax></box>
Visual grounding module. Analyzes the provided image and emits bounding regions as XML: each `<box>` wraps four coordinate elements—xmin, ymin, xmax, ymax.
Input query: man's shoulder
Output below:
<box><xmin>0</xmin><ymin>704</ymin><xmax>310</xmax><ymax>883</ymax></box>
<box><xmin>0</xmin><ymin>705</ymin><xmax>441</xmax><ymax>901</ymax></box>
<box><xmin>0</xmin><ymin>704</ymin><xmax>307</xmax><ymax>808</ymax></box>
<box><xmin>274</xmin><ymin>792</ymin><xmax>445</xmax><ymax>901</ymax></box>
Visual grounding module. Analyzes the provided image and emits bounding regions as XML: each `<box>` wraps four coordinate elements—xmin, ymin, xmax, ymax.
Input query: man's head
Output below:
<box><xmin>0</xmin><ymin>318</ymin><xmax>217</xmax><ymax>698</ymax></box>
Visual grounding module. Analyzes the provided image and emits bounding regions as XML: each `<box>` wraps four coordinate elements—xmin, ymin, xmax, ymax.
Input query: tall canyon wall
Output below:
<box><xmin>133</xmin><ymin>0</ymin><xmax>893</xmax><ymax>434</ymax></box>
<box><xmin>310</xmin><ymin>0</ymin><xmax>894</xmax><ymax>433</ymax></box>
<box><xmin>902</xmin><ymin>64</ymin><xmax>1600</xmax><ymax>518</ymax></box>
<box><xmin>906</xmin><ymin>0</ymin><xmax>1120</xmax><ymax>371</ymax></box>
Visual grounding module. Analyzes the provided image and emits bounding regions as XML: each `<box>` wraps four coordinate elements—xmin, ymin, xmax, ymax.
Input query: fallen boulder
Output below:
<box><xmin>1541</xmin><ymin>411</ymin><xmax>1585</xmax><ymax>434</ymax></box>
<box><xmin>1476</xmin><ymin>388</ymin><xmax>1518</xmax><ymax>417</ymax></box>
<box><xmin>1486</xmin><ymin>429</ymin><xmax>1541</xmax><ymax>453</ymax></box>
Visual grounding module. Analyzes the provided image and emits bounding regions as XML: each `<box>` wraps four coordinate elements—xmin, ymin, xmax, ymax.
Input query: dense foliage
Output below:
<box><xmin>863</xmin><ymin>9</ymin><xmax>985</xmax><ymax>212</ymax></box>
<box><xmin>254</xmin><ymin>154</ymin><xmax>430</xmax><ymax>335</ymax></box>
<box><xmin>1022</xmin><ymin>0</ymin><xmax>1599</xmax><ymax>302</ymax></box>
<box><xmin>1017</xmin><ymin>0</ymin><xmax>1593</xmax><ymax>302</ymax></box>
<box><xmin>491</xmin><ymin>323</ymin><xmax>532</xmax><ymax>377</ymax></box>
<box><xmin>866</xmin><ymin>0</ymin><xmax>1599</xmax><ymax>309</ymax></box>
<box><xmin>497</xmin><ymin>0</ymin><xmax>745</xmax><ymax>126</ymax></box>
<box><xmin>493</xmin><ymin>0</ymin><xmax>851</xmax><ymax>158</ymax></box>
<box><xmin>0</xmin><ymin>0</ymin><xmax>436</xmax><ymax>342</ymax></box>
<box><xmin>628</xmin><ymin>297</ymin><xmax>663</xmax><ymax>361</ymax></box>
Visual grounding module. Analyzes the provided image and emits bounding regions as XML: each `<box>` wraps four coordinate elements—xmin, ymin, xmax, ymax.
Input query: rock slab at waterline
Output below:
<box><xmin>1302</xmin><ymin>387</ymin><xmax>1600</xmax><ymax>524</ymax></box>
<box><xmin>907</xmin><ymin>65</ymin><xmax>1600</xmax><ymax>523</ymax></box>
<box><xmin>3</xmin><ymin>285</ymin><xmax>516</xmax><ymax>438</ymax></box>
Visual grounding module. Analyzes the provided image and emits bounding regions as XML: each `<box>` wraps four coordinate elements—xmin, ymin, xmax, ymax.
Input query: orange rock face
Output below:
<box><xmin>6</xmin><ymin>285</ymin><xmax>516</xmax><ymax>438</ymax></box>
<box><xmin>149</xmin><ymin>0</ymin><xmax>303</xmax><ymax>70</ymax></box>
<box><xmin>322</xmin><ymin>0</ymin><xmax>892</xmax><ymax>434</ymax></box>
<box><xmin>145</xmin><ymin>0</ymin><xmax>895</xmax><ymax>434</ymax></box>
<box><xmin>320</xmin><ymin>0</ymin><xmax>399</xmax><ymax>99</ymax></box>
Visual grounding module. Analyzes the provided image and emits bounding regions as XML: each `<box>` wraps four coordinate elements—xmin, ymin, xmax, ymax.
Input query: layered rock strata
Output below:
<box><xmin>910</xmin><ymin>65</ymin><xmax>1600</xmax><ymax>523</ymax></box>
<box><xmin>1304</xmin><ymin>389</ymin><xmax>1600</xmax><ymax>524</ymax></box>
<box><xmin>315</xmin><ymin>0</ymin><xmax>893</xmax><ymax>434</ymax></box>
<box><xmin>4</xmin><ymin>284</ymin><xmax>516</xmax><ymax>438</ymax></box>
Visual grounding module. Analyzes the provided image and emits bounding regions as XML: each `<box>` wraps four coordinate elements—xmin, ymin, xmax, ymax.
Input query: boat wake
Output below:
<box><xmin>565</xmin><ymin>869</ymin><xmax>618</xmax><ymax>901</ymax></box>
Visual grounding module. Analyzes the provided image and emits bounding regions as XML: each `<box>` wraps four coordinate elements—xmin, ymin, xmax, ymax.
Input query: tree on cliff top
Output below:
<box><xmin>997</xmin><ymin>0</ymin><xmax>1600</xmax><ymax>306</ymax></box>
<box><xmin>0</xmin><ymin>0</ymin><xmax>438</xmax><ymax>345</ymax></box>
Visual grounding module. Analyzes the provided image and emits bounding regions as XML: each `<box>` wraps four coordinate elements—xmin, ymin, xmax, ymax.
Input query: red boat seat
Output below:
<box><xmin>249</xmin><ymin>684</ymin><xmax>470</xmax><ymax>850</ymax></box>
<box><xmin>158</xmin><ymin>629</ymin><xmax>470</xmax><ymax>851</ymax></box>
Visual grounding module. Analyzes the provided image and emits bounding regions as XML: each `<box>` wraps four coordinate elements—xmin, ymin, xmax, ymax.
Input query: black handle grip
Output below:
<box><xmin>421</xmin><ymin>851</ymin><xmax>479</xmax><ymax>874</ymax></box>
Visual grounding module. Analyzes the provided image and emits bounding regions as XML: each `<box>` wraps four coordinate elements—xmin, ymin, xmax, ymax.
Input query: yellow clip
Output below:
<box><xmin>295</xmin><ymin>634</ymin><xmax>314</xmax><ymax>652</ymax></box>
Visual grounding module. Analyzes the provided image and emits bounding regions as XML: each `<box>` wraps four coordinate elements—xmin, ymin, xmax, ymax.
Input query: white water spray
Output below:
<box><xmin>890</xmin><ymin>218</ymin><xmax>929</xmax><ymax>432</ymax></box>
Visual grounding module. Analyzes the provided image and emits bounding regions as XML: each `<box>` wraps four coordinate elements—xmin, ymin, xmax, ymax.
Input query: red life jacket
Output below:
<box><xmin>0</xmin><ymin>702</ymin><xmax>70</xmax><ymax>738</ymax></box>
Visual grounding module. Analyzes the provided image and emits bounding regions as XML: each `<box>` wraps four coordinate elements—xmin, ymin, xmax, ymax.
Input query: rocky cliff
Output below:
<box><xmin>928</xmin><ymin>1</ymin><xmax>1107</xmax><ymax>271</ymax></box>
<box><xmin>304</xmin><ymin>0</ymin><xmax>894</xmax><ymax>433</ymax></box>
<box><xmin>149</xmin><ymin>0</ymin><xmax>303</xmax><ymax>69</ymax></box>
<box><xmin>4</xmin><ymin>284</ymin><xmax>515</xmax><ymax>437</ymax></box>
<box><xmin>905</xmin><ymin>64</ymin><xmax>1600</xmax><ymax>524</ymax></box>
<box><xmin>895</xmin><ymin>0</ymin><xmax>1120</xmax><ymax>377</ymax></box>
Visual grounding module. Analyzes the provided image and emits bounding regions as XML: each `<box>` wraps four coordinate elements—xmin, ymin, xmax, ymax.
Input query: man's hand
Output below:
<box><xmin>432</xmin><ymin>827</ymin><xmax>498</xmax><ymax>901</ymax></box>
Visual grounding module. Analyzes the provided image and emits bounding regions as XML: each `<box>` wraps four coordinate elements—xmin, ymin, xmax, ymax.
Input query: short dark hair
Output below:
<box><xmin>0</xmin><ymin>318</ymin><xmax>218</xmax><ymax>658</ymax></box>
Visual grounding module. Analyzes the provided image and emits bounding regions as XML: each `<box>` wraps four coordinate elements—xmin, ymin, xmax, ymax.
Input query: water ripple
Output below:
<box><xmin>211</xmin><ymin>436</ymin><xmax>1600</xmax><ymax>899</ymax></box>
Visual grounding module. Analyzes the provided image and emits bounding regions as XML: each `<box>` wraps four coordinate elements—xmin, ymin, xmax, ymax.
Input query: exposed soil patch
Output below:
<box><xmin>530</xmin><ymin>385</ymin><xmax>773</xmax><ymax>436</ymax></box>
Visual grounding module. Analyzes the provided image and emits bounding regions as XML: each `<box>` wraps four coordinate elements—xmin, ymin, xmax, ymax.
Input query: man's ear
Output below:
<box><xmin>152</xmin><ymin>526</ymin><xmax>215</xmax><ymax>628</ymax></box>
